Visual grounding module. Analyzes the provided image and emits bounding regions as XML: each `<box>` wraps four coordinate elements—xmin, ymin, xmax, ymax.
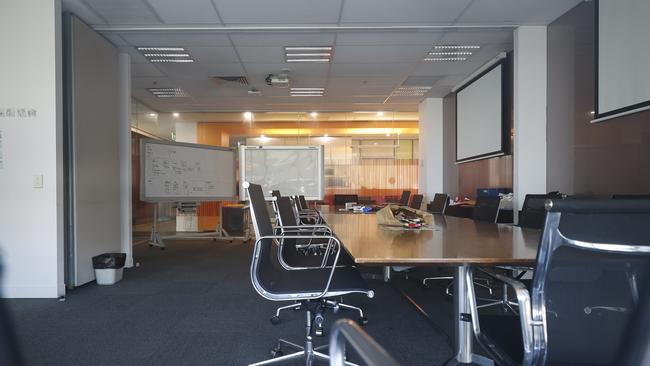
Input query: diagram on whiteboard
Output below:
<box><xmin>141</xmin><ymin>140</ymin><xmax>236</xmax><ymax>202</ymax></box>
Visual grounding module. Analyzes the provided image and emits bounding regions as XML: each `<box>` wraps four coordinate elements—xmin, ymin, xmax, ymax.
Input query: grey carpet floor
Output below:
<box><xmin>6</xmin><ymin>240</ymin><xmax>459</xmax><ymax>366</ymax></box>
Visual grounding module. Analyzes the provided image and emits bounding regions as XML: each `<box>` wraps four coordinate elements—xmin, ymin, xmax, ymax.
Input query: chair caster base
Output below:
<box><xmin>269</xmin><ymin>347</ymin><xmax>283</xmax><ymax>358</ymax></box>
<box><xmin>270</xmin><ymin>315</ymin><xmax>280</xmax><ymax>325</ymax></box>
<box><xmin>358</xmin><ymin>317</ymin><xmax>368</xmax><ymax>326</ymax></box>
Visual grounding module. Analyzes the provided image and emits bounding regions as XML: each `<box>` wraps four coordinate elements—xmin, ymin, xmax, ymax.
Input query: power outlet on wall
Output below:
<box><xmin>32</xmin><ymin>174</ymin><xmax>43</xmax><ymax>189</ymax></box>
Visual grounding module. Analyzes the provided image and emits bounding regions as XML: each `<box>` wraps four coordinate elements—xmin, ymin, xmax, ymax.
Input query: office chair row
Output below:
<box><xmin>332</xmin><ymin>191</ymin><xmax>424</xmax><ymax>209</ymax></box>
<box><xmin>329</xmin><ymin>196</ymin><xmax>650</xmax><ymax>366</ymax></box>
<box><xmin>246</xmin><ymin>183</ymin><xmax>373</xmax><ymax>366</ymax></box>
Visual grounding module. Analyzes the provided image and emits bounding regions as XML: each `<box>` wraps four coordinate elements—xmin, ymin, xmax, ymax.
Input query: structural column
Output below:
<box><xmin>513</xmin><ymin>26</ymin><xmax>548</xmax><ymax>221</ymax></box>
<box><xmin>118</xmin><ymin>53</ymin><xmax>133</xmax><ymax>267</ymax></box>
<box><xmin>418</xmin><ymin>98</ymin><xmax>444</xmax><ymax>202</ymax></box>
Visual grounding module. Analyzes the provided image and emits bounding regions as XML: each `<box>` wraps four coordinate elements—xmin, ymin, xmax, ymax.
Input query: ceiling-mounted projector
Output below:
<box><xmin>265</xmin><ymin>70</ymin><xmax>290</xmax><ymax>87</ymax></box>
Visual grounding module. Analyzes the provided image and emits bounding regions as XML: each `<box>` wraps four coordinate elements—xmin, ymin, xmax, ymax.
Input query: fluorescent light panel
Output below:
<box><xmin>150</xmin><ymin>59</ymin><xmax>194</xmax><ymax>63</ymax></box>
<box><xmin>137</xmin><ymin>47</ymin><xmax>185</xmax><ymax>51</ymax></box>
<box><xmin>147</xmin><ymin>88</ymin><xmax>189</xmax><ymax>98</ymax></box>
<box><xmin>285</xmin><ymin>53</ymin><xmax>331</xmax><ymax>57</ymax></box>
<box><xmin>286</xmin><ymin>58</ymin><xmax>330</xmax><ymax>63</ymax></box>
<box><xmin>138</xmin><ymin>46</ymin><xmax>194</xmax><ymax>63</ymax></box>
<box><xmin>285</xmin><ymin>47</ymin><xmax>332</xmax><ymax>51</ymax></box>
<box><xmin>428</xmin><ymin>52</ymin><xmax>473</xmax><ymax>56</ymax></box>
<box><xmin>424</xmin><ymin>57</ymin><xmax>467</xmax><ymax>61</ymax></box>
<box><xmin>143</xmin><ymin>53</ymin><xmax>191</xmax><ymax>57</ymax></box>
<box><xmin>434</xmin><ymin>45</ymin><xmax>480</xmax><ymax>49</ymax></box>
<box><xmin>291</xmin><ymin>87</ymin><xmax>325</xmax><ymax>91</ymax></box>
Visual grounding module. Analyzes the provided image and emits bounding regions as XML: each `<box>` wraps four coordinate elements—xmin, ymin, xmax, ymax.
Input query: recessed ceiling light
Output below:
<box><xmin>310</xmin><ymin>112</ymin><xmax>318</xmax><ymax>117</ymax></box>
<box><xmin>428</xmin><ymin>52</ymin><xmax>473</xmax><ymax>56</ymax></box>
<box><xmin>173</xmin><ymin>112</ymin><xmax>179</xmax><ymax>117</ymax></box>
<box><xmin>286</xmin><ymin>53</ymin><xmax>331</xmax><ymax>57</ymax></box>
<box><xmin>137</xmin><ymin>47</ymin><xmax>186</xmax><ymax>52</ymax></box>
<box><xmin>291</xmin><ymin>87</ymin><xmax>325</xmax><ymax>91</ymax></box>
<box><xmin>243</xmin><ymin>111</ymin><xmax>253</xmax><ymax>120</ymax></box>
<box><xmin>434</xmin><ymin>45</ymin><xmax>480</xmax><ymax>49</ymax></box>
<box><xmin>290</xmin><ymin>94</ymin><xmax>323</xmax><ymax>97</ymax></box>
<box><xmin>386</xmin><ymin>133</ymin><xmax>391</xmax><ymax>137</ymax></box>
<box><xmin>377</xmin><ymin>111</ymin><xmax>384</xmax><ymax>117</ymax></box>
<box><xmin>148</xmin><ymin>113</ymin><xmax>157</xmax><ymax>117</ymax></box>
<box><xmin>143</xmin><ymin>53</ymin><xmax>191</xmax><ymax>58</ymax></box>
<box><xmin>285</xmin><ymin>47</ymin><xmax>332</xmax><ymax>51</ymax></box>
<box><xmin>291</xmin><ymin>91</ymin><xmax>324</xmax><ymax>94</ymax></box>
<box><xmin>423</xmin><ymin>57</ymin><xmax>467</xmax><ymax>62</ymax></box>
<box><xmin>286</xmin><ymin>59</ymin><xmax>330</xmax><ymax>63</ymax></box>
<box><xmin>147</xmin><ymin>88</ymin><xmax>189</xmax><ymax>98</ymax></box>
<box><xmin>149</xmin><ymin>59</ymin><xmax>195</xmax><ymax>63</ymax></box>
<box><xmin>324</xmin><ymin>134</ymin><xmax>329</xmax><ymax>137</ymax></box>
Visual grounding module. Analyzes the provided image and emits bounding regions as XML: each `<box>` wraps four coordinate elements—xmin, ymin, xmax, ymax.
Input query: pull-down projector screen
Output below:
<box><xmin>595</xmin><ymin>0</ymin><xmax>650</xmax><ymax>121</ymax></box>
<box><xmin>456</xmin><ymin>62</ymin><xmax>506</xmax><ymax>163</ymax></box>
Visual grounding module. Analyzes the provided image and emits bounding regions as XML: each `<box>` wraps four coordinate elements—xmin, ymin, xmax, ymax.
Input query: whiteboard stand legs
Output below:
<box><xmin>149</xmin><ymin>203</ymin><xmax>165</xmax><ymax>250</ymax></box>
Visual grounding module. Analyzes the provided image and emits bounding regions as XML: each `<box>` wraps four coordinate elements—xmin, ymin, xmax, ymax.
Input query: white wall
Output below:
<box><xmin>0</xmin><ymin>0</ymin><xmax>64</xmax><ymax>298</ymax></box>
<box><xmin>513</xmin><ymin>26</ymin><xmax>548</xmax><ymax>217</ymax></box>
<box><xmin>71</xmin><ymin>17</ymin><xmax>122</xmax><ymax>286</ymax></box>
<box><xmin>418</xmin><ymin>98</ymin><xmax>444</xmax><ymax>201</ymax></box>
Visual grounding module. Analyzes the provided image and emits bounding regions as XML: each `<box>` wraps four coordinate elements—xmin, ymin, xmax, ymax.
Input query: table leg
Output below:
<box><xmin>450</xmin><ymin>265</ymin><xmax>494</xmax><ymax>366</ymax></box>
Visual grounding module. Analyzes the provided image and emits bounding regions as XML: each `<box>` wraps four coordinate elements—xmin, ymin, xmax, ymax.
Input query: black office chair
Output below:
<box><xmin>333</xmin><ymin>194</ymin><xmax>359</xmax><ymax>206</ymax></box>
<box><xmin>329</xmin><ymin>319</ymin><xmax>401</xmax><ymax>366</ymax></box>
<box><xmin>270</xmin><ymin>190</ymin><xmax>281</xmax><ymax>199</ymax></box>
<box><xmin>292</xmin><ymin>195</ymin><xmax>322</xmax><ymax>225</ymax></box>
<box><xmin>467</xmin><ymin>199</ymin><xmax>650</xmax><ymax>366</ymax></box>
<box><xmin>408</xmin><ymin>194</ymin><xmax>423</xmax><ymax>210</ymax></box>
<box><xmin>398</xmin><ymin>190</ymin><xmax>411</xmax><ymax>206</ymax></box>
<box><xmin>0</xmin><ymin>265</ymin><xmax>24</xmax><ymax>366</ymax></box>
<box><xmin>518</xmin><ymin>194</ymin><xmax>550</xmax><ymax>229</ymax></box>
<box><xmin>428</xmin><ymin>193</ymin><xmax>449</xmax><ymax>214</ymax></box>
<box><xmin>472</xmin><ymin>196</ymin><xmax>501</xmax><ymax>223</ymax></box>
<box><xmin>612</xmin><ymin>194</ymin><xmax>650</xmax><ymax>200</ymax></box>
<box><xmin>245</xmin><ymin>182</ymin><xmax>374</xmax><ymax>365</ymax></box>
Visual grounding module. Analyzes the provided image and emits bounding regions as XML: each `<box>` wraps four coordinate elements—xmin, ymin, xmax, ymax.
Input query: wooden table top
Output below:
<box><xmin>319</xmin><ymin>206</ymin><xmax>540</xmax><ymax>266</ymax></box>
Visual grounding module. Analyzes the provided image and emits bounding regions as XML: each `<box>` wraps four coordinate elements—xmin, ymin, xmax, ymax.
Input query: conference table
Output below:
<box><xmin>319</xmin><ymin>206</ymin><xmax>540</xmax><ymax>366</ymax></box>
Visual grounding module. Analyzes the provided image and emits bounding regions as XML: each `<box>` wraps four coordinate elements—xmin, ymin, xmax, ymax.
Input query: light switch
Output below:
<box><xmin>32</xmin><ymin>174</ymin><xmax>43</xmax><ymax>189</ymax></box>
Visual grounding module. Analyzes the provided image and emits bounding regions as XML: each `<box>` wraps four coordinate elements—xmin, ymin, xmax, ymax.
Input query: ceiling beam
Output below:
<box><xmin>93</xmin><ymin>24</ymin><xmax>518</xmax><ymax>33</ymax></box>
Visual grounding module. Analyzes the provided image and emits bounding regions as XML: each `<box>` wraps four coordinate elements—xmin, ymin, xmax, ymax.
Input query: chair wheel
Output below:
<box><xmin>270</xmin><ymin>315</ymin><xmax>280</xmax><ymax>325</ymax></box>
<box><xmin>358</xmin><ymin>317</ymin><xmax>368</xmax><ymax>326</ymax></box>
<box><xmin>315</xmin><ymin>326</ymin><xmax>324</xmax><ymax>337</ymax></box>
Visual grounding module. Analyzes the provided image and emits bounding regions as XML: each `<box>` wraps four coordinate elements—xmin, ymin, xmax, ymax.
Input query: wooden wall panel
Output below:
<box><xmin>457</xmin><ymin>155</ymin><xmax>513</xmax><ymax>199</ymax></box>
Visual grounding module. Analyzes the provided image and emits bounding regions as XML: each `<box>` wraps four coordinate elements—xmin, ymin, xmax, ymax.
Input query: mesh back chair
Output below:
<box><xmin>429</xmin><ymin>193</ymin><xmax>450</xmax><ymax>214</ymax></box>
<box><xmin>333</xmin><ymin>194</ymin><xmax>359</xmax><ymax>206</ymax></box>
<box><xmin>244</xmin><ymin>182</ymin><xmax>374</xmax><ymax>365</ymax></box>
<box><xmin>467</xmin><ymin>199</ymin><xmax>650</xmax><ymax>366</ymax></box>
<box><xmin>0</xmin><ymin>265</ymin><xmax>24</xmax><ymax>366</ymax></box>
<box><xmin>398</xmin><ymin>191</ymin><xmax>411</xmax><ymax>206</ymax></box>
<box><xmin>408</xmin><ymin>194</ymin><xmax>423</xmax><ymax>209</ymax></box>
<box><xmin>518</xmin><ymin>194</ymin><xmax>550</xmax><ymax>229</ymax></box>
<box><xmin>472</xmin><ymin>196</ymin><xmax>502</xmax><ymax>223</ymax></box>
<box><xmin>612</xmin><ymin>194</ymin><xmax>650</xmax><ymax>200</ymax></box>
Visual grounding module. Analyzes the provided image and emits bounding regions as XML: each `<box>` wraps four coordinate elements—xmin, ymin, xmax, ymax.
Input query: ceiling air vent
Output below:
<box><xmin>211</xmin><ymin>76</ymin><xmax>249</xmax><ymax>86</ymax></box>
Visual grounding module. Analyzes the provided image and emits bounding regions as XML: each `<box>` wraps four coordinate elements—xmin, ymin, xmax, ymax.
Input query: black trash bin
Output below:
<box><xmin>92</xmin><ymin>253</ymin><xmax>126</xmax><ymax>285</ymax></box>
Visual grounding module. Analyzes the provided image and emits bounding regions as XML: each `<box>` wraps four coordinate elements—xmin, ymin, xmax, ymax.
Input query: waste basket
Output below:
<box><xmin>92</xmin><ymin>253</ymin><xmax>126</xmax><ymax>285</ymax></box>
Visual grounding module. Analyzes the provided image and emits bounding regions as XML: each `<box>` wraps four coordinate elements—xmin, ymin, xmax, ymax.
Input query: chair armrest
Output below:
<box><xmin>329</xmin><ymin>319</ymin><xmax>401</xmax><ymax>366</ymax></box>
<box><xmin>466</xmin><ymin>267</ymin><xmax>536</xmax><ymax>366</ymax></box>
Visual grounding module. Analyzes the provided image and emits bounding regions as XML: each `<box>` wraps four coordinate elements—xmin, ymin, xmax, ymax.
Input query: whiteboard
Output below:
<box><xmin>239</xmin><ymin>145</ymin><xmax>324</xmax><ymax>200</ymax></box>
<box><xmin>140</xmin><ymin>139</ymin><xmax>236</xmax><ymax>202</ymax></box>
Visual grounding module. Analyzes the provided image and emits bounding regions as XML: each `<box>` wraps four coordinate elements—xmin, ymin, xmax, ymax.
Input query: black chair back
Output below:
<box><xmin>271</xmin><ymin>190</ymin><xmax>281</xmax><ymax>199</ymax></box>
<box><xmin>276</xmin><ymin>196</ymin><xmax>298</xmax><ymax>227</ymax></box>
<box><xmin>518</xmin><ymin>194</ymin><xmax>549</xmax><ymax>229</ymax></box>
<box><xmin>429</xmin><ymin>193</ymin><xmax>449</xmax><ymax>214</ymax></box>
<box><xmin>398</xmin><ymin>190</ymin><xmax>411</xmax><ymax>206</ymax></box>
<box><xmin>0</xmin><ymin>265</ymin><xmax>24</xmax><ymax>366</ymax></box>
<box><xmin>298</xmin><ymin>195</ymin><xmax>309</xmax><ymax>210</ymax></box>
<box><xmin>409</xmin><ymin>194</ymin><xmax>423</xmax><ymax>209</ymax></box>
<box><xmin>530</xmin><ymin>199</ymin><xmax>650</xmax><ymax>365</ymax></box>
<box><xmin>472</xmin><ymin>196</ymin><xmax>501</xmax><ymax>222</ymax></box>
<box><xmin>612</xmin><ymin>194</ymin><xmax>650</xmax><ymax>200</ymax></box>
<box><xmin>333</xmin><ymin>194</ymin><xmax>358</xmax><ymax>206</ymax></box>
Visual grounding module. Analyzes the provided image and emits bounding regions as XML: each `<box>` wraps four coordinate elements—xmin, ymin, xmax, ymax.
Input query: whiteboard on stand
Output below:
<box><xmin>140</xmin><ymin>139</ymin><xmax>236</xmax><ymax>202</ymax></box>
<box><xmin>239</xmin><ymin>145</ymin><xmax>324</xmax><ymax>200</ymax></box>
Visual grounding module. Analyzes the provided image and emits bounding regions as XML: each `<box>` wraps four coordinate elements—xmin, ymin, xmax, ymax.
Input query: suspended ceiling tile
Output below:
<box><xmin>120</xmin><ymin>32</ymin><xmax>232</xmax><ymax>47</ymax></box>
<box><xmin>146</xmin><ymin>0</ymin><xmax>222</xmax><ymax>24</ymax></box>
<box><xmin>340</xmin><ymin>0</ymin><xmax>472</xmax><ymax>24</ymax></box>
<box><xmin>84</xmin><ymin>0</ymin><xmax>162</xmax><ymax>25</ymax></box>
<box><xmin>213</xmin><ymin>0</ymin><xmax>343</xmax><ymax>24</ymax></box>
<box><xmin>458</xmin><ymin>0</ymin><xmax>581</xmax><ymax>25</ymax></box>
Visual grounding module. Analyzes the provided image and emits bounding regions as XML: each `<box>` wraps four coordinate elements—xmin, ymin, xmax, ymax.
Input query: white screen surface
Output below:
<box><xmin>598</xmin><ymin>0</ymin><xmax>650</xmax><ymax>118</ymax></box>
<box><xmin>240</xmin><ymin>146</ymin><xmax>324</xmax><ymax>200</ymax></box>
<box><xmin>456</xmin><ymin>64</ymin><xmax>503</xmax><ymax>162</ymax></box>
<box><xmin>141</xmin><ymin>140</ymin><xmax>236</xmax><ymax>201</ymax></box>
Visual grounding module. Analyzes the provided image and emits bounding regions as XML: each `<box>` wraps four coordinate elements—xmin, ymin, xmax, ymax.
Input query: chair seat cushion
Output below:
<box><xmin>283</xmin><ymin>244</ymin><xmax>356</xmax><ymax>267</ymax></box>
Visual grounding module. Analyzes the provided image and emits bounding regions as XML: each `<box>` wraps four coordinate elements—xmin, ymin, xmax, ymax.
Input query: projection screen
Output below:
<box><xmin>596</xmin><ymin>0</ymin><xmax>650</xmax><ymax>121</ymax></box>
<box><xmin>456</xmin><ymin>62</ymin><xmax>506</xmax><ymax>162</ymax></box>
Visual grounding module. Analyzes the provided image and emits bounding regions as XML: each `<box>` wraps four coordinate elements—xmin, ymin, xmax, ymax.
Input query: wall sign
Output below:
<box><xmin>0</xmin><ymin>108</ymin><xmax>37</xmax><ymax>119</ymax></box>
